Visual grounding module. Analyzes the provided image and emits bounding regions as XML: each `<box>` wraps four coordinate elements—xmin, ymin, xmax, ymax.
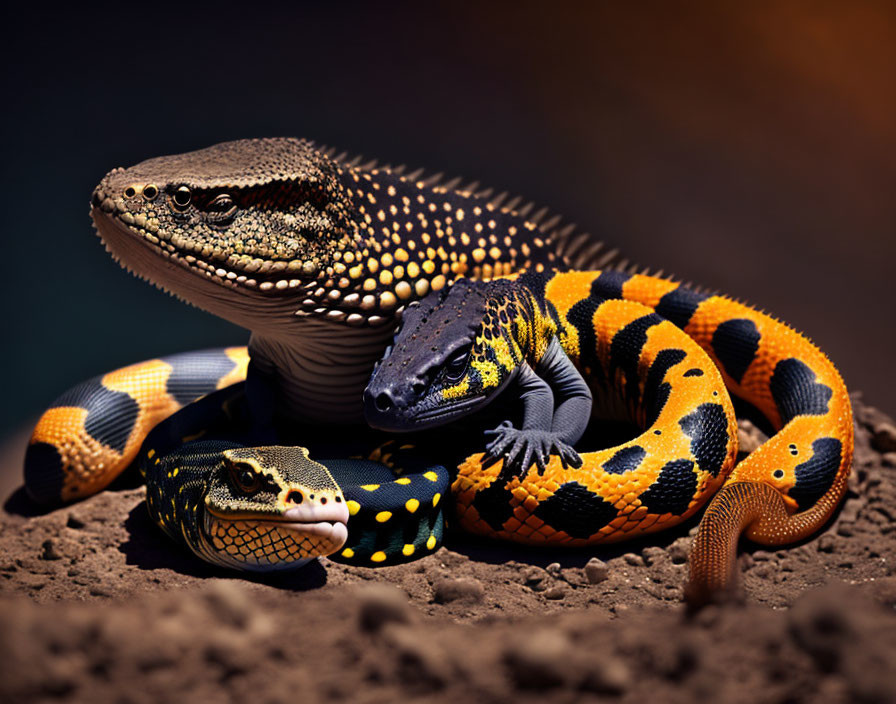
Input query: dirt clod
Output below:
<box><xmin>871</xmin><ymin>423</ymin><xmax>896</xmax><ymax>453</ymax></box>
<box><xmin>584</xmin><ymin>557</ymin><xmax>610</xmax><ymax>583</ymax></box>
<box><xmin>40</xmin><ymin>539</ymin><xmax>62</xmax><ymax>561</ymax></box>
<box><xmin>357</xmin><ymin>583</ymin><xmax>412</xmax><ymax>632</ymax></box>
<box><xmin>432</xmin><ymin>576</ymin><xmax>484</xmax><ymax>604</ymax></box>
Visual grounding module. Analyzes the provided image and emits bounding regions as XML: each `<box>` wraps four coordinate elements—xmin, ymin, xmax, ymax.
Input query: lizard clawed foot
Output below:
<box><xmin>482</xmin><ymin>421</ymin><xmax>582</xmax><ymax>479</ymax></box>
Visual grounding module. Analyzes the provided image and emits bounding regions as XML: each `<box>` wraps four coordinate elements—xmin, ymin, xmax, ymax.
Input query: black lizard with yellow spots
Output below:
<box><xmin>364</xmin><ymin>270</ymin><xmax>853</xmax><ymax>601</ymax></box>
<box><xmin>22</xmin><ymin>138</ymin><xmax>852</xmax><ymax>601</ymax></box>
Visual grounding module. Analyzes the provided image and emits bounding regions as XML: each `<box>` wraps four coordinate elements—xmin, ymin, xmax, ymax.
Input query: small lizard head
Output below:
<box><xmin>364</xmin><ymin>278</ymin><xmax>528</xmax><ymax>431</ymax></box>
<box><xmin>148</xmin><ymin>442</ymin><xmax>349</xmax><ymax>572</ymax></box>
<box><xmin>91</xmin><ymin>138</ymin><xmax>361</xmax><ymax>330</ymax></box>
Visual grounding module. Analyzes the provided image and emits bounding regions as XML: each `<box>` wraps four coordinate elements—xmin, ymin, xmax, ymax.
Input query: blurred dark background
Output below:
<box><xmin>2</xmin><ymin>0</ymin><xmax>894</xmax><ymax>446</ymax></box>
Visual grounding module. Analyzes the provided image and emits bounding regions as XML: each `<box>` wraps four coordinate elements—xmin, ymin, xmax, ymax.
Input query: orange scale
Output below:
<box><xmin>522</xmin><ymin>494</ymin><xmax>540</xmax><ymax>512</ymax></box>
<box><xmin>637</xmin><ymin>514</ymin><xmax>661</xmax><ymax>531</ymax></box>
<box><xmin>510</xmin><ymin>484</ymin><xmax>529</xmax><ymax>503</ymax></box>
<box><xmin>622</xmin><ymin>491</ymin><xmax>640</xmax><ymax>506</ymax></box>
<box><xmin>608</xmin><ymin>514</ymin><xmax>630</xmax><ymax>530</ymax></box>
<box><xmin>503</xmin><ymin>517</ymin><xmax>522</xmax><ymax>533</ymax></box>
<box><xmin>514</xmin><ymin>523</ymin><xmax>536</xmax><ymax>539</ymax></box>
<box><xmin>535</xmin><ymin>487</ymin><xmax>555</xmax><ymax>503</ymax></box>
<box><xmin>598</xmin><ymin>526</ymin><xmax>621</xmax><ymax>541</ymax></box>
<box><xmin>652</xmin><ymin>515</ymin><xmax>677</xmax><ymax>530</ymax></box>
<box><xmin>628</xmin><ymin>504</ymin><xmax>649</xmax><ymax>521</ymax></box>
<box><xmin>512</xmin><ymin>504</ymin><xmax>531</xmax><ymax>524</ymax></box>
<box><xmin>537</xmin><ymin>469</ymin><xmax>563</xmax><ymax>490</ymax></box>
<box><xmin>533</xmin><ymin>525</ymin><xmax>558</xmax><ymax>541</ymax></box>
<box><xmin>523</xmin><ymin>513</ymin><xmax>546</xmax><ymax>531</ymax></box>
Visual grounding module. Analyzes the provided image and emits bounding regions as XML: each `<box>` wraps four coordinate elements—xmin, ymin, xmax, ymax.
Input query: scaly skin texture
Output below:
<box><xmin>364</xmin><ymin>269</ymin><xmax>853</xmax><ymax>600</ymax></box>
<box><xmin>90</xmin><ymin>138</ymin><xmax>599</xmax><ymax>424</ymax></box>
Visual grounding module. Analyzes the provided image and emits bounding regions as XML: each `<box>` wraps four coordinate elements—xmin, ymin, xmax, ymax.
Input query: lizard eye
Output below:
<box><xmin>228</xmin><ymin>463</ymin><xmax>261</xmax><ymax>494</ymax></box>
<box><xmin>444</xmin><ymin>347</ymin><xmax>471</xmax><ymax>383</ymax></box>
<box><xmin>171</xmin><ymin>185</ymin><xmax>192</xmax><ymax>210</ymax></box>
<box><xmin>206</xmin><ymin>193</ymin><xmax>238</xmax><ymax>225</ymax></box>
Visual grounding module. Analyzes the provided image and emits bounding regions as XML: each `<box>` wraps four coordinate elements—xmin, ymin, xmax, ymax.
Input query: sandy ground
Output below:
<box><xmin>1</xmin><ymin>394</ymin><xmax>895</xmax><ymax>704</ymax></box>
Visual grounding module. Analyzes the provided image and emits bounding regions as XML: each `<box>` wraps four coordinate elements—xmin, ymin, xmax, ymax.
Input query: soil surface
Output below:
<box><xmin>2</xmin><ymin>395</ymin><xmax>895</xmax><ymax>704</ymax></box>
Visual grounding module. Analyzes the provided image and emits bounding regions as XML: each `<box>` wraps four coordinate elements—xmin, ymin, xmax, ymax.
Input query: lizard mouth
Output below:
<box><xmin>91</xmin><ymin>202</ymin><xmax>388</xmax><ymax>328</ymax></box>
<box><xmin>413</xmin><ymin>396</ymin><xmax>489</xmax><ymax>424</ymax></box>
<box><xmin>202</xmin><ymin>513</ymin><xmax>349</xmax><ymax>569</ymax></box>
<box><xmin>91</xmin><ymin>202</ymin><xmax>312</xmax><ymax>295</ymax></box>
<box><xmin>91</xmin><ymin>205</ymin><xmax>315</xmax><ymax>329</ymax></box>
<box><xmin>366</xmin><ymin>394</ymin><xmax>488</xmax><ymax>432</ymax></box>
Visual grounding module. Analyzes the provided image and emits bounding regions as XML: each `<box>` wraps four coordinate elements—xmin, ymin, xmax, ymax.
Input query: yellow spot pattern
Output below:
<box><xmin>471</xmin><ymin>359</ymin><xmax>500</xmax><ymax>389</ymax></box>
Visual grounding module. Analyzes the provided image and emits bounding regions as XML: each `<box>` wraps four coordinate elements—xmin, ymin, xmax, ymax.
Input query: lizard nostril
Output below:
<box><xmin>375</xmin><ymin>392</ymin><xmax>393</xmax><ymax>412</ymax></box>
<box><xmin>286</xmin><ymin>490</ymin><xmax>303</xmax><ymax>505</ymax></box>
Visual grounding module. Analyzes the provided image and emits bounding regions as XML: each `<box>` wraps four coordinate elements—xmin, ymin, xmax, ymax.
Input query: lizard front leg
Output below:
<box><xmin>484</xmin><ymin>339</ymin><xmax>592</xmax><ymax>477</ymax></box>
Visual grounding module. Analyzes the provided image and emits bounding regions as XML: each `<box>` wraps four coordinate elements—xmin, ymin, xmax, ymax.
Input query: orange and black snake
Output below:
<box><xmin>363</xmin><ymin>270</ymin><xmax>852</xmax><ymax>602</ymax></box>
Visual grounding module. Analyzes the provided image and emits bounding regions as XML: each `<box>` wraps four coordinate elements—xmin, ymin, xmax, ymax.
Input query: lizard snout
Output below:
<box><xmin>363</xmin><ymin>380</ymin><xmax>417</xmax><ymax>430</ymax></box>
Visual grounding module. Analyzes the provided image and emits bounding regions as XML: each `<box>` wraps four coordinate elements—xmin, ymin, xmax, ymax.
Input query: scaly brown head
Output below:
<box><xmin>91</xmin><ymin>138</ymin><xmax>361</xmax><ymax>330</ymax></box>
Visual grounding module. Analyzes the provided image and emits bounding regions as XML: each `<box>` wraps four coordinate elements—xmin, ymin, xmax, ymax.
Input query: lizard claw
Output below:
<box><xmin>482</xmin><ymin>424</ymin><xmax>582</xmax><ymax>479</ymax></box>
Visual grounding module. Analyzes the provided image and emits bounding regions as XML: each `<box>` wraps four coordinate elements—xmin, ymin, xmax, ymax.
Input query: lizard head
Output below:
<box><xmin>148</xmin><ymin>443</ymin><xmax>350</xmax><ymax>572</ymax></box>
<box><xmin>363</xmin><ymin>279</ymin><xmax>527</xmax><ymax>431</ymax></box>
<box><xmin>91</xmin><ymin>138</ymin><xmax>362</xmax><ymax>330</ymax></box>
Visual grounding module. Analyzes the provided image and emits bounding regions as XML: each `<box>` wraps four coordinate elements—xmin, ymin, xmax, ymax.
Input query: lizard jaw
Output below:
<box><xmin>91</xmin><ymin>204</ymin><xmax>306</xmax><ymax>331</ymax></box>
<box><xmin>363</xmin><ymin>392</ymin><xmax>488</xmax><ymax>431</ymax></box>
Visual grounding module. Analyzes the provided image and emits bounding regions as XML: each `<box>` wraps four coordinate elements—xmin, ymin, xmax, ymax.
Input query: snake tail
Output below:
<box><xmin>685</xmin><ymin>481</ymin><xmax>779</xmax><ymax>604</ymax></box>
<box><xmin>685</xmin><ymin>475</ymin><xmax>847</xmax><ymax>605</ymax></box>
